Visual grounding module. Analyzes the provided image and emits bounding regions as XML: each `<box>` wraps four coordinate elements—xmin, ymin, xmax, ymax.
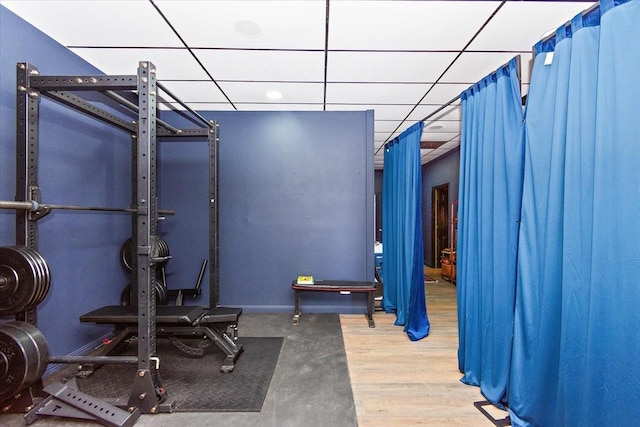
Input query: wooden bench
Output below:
<box><xmin>291</xmin><ymin>280</ymin><xmax>377</xmax><ymax>328</ymax></box>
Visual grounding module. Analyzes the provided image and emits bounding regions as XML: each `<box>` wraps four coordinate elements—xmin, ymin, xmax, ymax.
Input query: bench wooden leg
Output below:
<box><xmin>366</xmin><ymin>291</ymin><xmax>375</xmax><ymax>328</ymax></box>
<box><xmin>293</xmin><ymin>289</ymin><xmax>301</xmax><ymax>326</ymax></box>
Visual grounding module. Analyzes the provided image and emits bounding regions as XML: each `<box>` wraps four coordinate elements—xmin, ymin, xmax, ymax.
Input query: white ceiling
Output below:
<box><xmin>1</xmin><ymin>0</ymin><xmax>595</xmax><ymax>169</ymax></box>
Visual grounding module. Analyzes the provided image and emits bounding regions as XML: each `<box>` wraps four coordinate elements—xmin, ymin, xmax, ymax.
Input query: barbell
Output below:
<box><xmin>0</xmin><ymin>200</ymin><xmax>175</xmax><ymax>216</ymax></box>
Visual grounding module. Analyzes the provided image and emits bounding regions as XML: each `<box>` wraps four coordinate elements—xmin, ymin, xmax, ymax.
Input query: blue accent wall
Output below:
<box><xmin>159</xmin><ymin>110</ymin><xmax>375</xmax><ymax>312</ymax></box>
<box><xmin>422</xmin><ymin>148</ymin><xmax>460</xmax><ymax>267</ymax></box>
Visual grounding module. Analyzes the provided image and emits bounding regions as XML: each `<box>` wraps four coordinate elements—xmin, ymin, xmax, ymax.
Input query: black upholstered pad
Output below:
<box><xmin>80</xmin><ymin>305</ymin><xmax>207</xmax><ymax>324</ymax></box>
<box><xmin>291</xmin><ymin>280</ymin><xmax>377</xmax><ymax>292</ymax></box>
<box><xmin>200</xmin><ymin>307</ymin><xmax>242</xmax><ymax>324</ymax></box>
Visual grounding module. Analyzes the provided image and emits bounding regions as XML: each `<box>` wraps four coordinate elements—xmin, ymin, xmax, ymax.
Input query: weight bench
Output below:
<box><xmin>79</xmin><ymin>305</ymin><xmax>243</xmax><ymax>375</ymax></box>
<box><xmin>291</xmin><ymin>280</ymin><xmax>377</xmax><ymax>328</ymax></box>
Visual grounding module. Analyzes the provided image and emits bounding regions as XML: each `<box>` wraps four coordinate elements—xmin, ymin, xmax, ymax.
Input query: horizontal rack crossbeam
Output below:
<box><xmin>157</xmin><ymin>128</ymin><xmax>210</xmax><ymax>137</ymax></box>
<box><xmin>42</xmin><ymin>90</ymin><xmax>136</xmax><ymax>133</ymax></box>
<box><xmin>47</xmin><ymin>355</ymin><xmax>138</xmax><ymax>365</ymax></box>
<box><xmin>29</xmin><ymin>75</ymin><xmax>138</xmax><ymax>91</ymax></box>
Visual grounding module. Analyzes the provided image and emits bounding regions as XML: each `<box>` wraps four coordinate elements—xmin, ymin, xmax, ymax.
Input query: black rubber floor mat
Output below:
<box><xmin>75</xmin><ymin>337</ymin><xmax>284</xmax><ymax>412</ymax></box>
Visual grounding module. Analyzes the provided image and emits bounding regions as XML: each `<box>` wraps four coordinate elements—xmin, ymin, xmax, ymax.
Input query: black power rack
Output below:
<box><xmin>8</xmin><ymin>61</ymin><xmax>220</xmax><ymax>424</ymax></box>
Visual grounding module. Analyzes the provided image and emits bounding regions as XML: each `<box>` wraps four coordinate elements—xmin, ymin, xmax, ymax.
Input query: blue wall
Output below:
<box><xmin>1</xmin><ymin>6</ymin><xmax>375</xmax><ymax>361</ymax></box>
<box><xmin>422</xmin><ymin>148</ymin><xmax>460</xmax><ymax>267</ymax></box>
<box><xmin>159</xmin><ymin>110</ymin><xmax>375</xmax><ymax>312</ymax></box>
<box><xmin>0</xmin><ymin>7</ymin><xmax>133</xmax><ymax>357</ymax></box>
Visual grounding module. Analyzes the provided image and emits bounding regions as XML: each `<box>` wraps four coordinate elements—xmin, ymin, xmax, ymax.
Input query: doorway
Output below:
<box><xmin>432</xmin><ymin>184</ymin><xmax>449</xmax><ymax>267</ymax></box>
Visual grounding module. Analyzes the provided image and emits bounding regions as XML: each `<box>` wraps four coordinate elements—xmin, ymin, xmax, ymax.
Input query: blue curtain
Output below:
<box><xmin>509</xmin><ymin>1</ymin><xmax>640</xmax><ymax>425</ymax></box>
<box><xmin>381</xmin><ymin>121</ymin><xmax>430</xmax><ymax>341</ymax></box>
<box><xmin>456</xmin><ymin>57</ymin><xmax>525</xmax><ymax>407</ymax></box>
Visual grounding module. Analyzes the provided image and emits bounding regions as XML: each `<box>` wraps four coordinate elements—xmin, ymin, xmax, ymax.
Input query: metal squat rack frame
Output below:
<box><xmin>13</xmin><ymin>61</ymin><xmax>220</xmax><ymax>418</ymax></box>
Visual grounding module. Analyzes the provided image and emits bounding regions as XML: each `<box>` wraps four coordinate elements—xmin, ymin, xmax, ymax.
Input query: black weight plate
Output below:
<box><xmin>120</xmin><ymin>238</ymin><xmax>133</xmax><ymax>272</ymax></box>
<box><xmin>0</xmin><ymin>247</ymin><xmax>38</xmax><ymax>316</ymax></box>
<box><xmin>18</xmin><ymin>247</ymin><xmax>49</xmax><ymax>308</ymax></box>
<box><xmin>35</xmin><ymin>249</ymin><xmax>51</xmax><ymax>306</ymax></box>
<box><xmin>149</xmin><ymin>236</ymin><xmax>161</xmax><ymax>265</ymax></box>
<box><xmin>121</xmin><ymin>281</ymin><xmax>168</xmax><ymax>306</ymax></box>
<box><xmin>0</xmin><ymin>321</ymin><xmax>49</xmax><ymax>401</ymax></box>
<box><xmin>15</xmin><ymin>248</ymin><xmax>41</xmax><ymax>308</ymax></box>
<box><xmin>17</xmin><ymin>247</ymin><xmax>43</xmax><ymax>309</ymax></box>
<box><xmin>155</xmin><ymin>280</ymin><xmax>168</xmax><ymax>305</ymax></box>
<box><xmin>161</xmin><ymin>238</ymin><xmax>170</xmax><ymax>266</ymax></box>
<box><xmin>153</xmin><ymin>237</ymin><xmax>170</xmax><ymax>268</ymax></box>
<box><xmin>12</xmin><ymin>247</ymin><xmax>45</xmax><ymax>309</ymax></box>
<box><xmin>4</xmin><ymin>321</ymin><xmax>48</xmax><ymax>385</ymax></box>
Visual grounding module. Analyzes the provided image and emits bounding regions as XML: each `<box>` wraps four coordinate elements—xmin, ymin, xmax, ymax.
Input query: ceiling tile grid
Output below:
<box><xmin>1</xmin><ymin>0</ymin><xmax>597</xmax><ymax>168</ymax></box>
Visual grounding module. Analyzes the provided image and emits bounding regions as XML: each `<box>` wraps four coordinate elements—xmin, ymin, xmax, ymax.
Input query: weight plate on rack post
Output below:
<box><xmin>157</xmin><ymin>238</ymin><xmax>170</xmax><ymax>267</ymax></box>
<box><xmin>0</xmin><ymin>321</ymin><xmax>49</xmax><ymax>402</ymax></box>
<box><xmin>155</xmin><ymin>280</ymin><xmax>168</xmax><ymax>305</ymax></box>
<box><xmin>0</xmin><ymin>247</ymin><xmax>39</xmax><ymax>316</ymax></box>
<box><xmin>119</xmin><ymin>238</ymin><xmax>133</xmax><ymax>272</ymax></box>
<box><xmin>120</xmin><ymin>280</ymin><xmax>168</xmax><ymax>306</ymax></box>
<box><xmin>12</xmin><ymin>247</ymin><xmax>49</xmax><ymax>308</ymax></box>
<box><xmin>120</xmin><ymin>237</ymin><xmax>170</xmax><ymax>272</ymax></box>
<box><xmin>11</xmin><ymin>247</ymin><xmax>42</xmax><ymax>309</ymax></box>
<box><xmin>35</xmin><ymin>248</ymin><xmax>51</xmax><ymax>306</ymax></box>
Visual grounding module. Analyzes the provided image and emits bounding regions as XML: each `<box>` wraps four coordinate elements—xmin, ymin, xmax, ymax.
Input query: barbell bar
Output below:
<box><xmin>0</xmin><ymin>200</ymin><xmax>175</xmax><ymax>215</ymax></box>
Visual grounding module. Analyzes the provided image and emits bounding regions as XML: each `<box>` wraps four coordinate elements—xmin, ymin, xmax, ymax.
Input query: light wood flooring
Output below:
<box><xmin>340</xmin><ymin>271</ymin><xmax>506</xmax><ymax>426</ymax></box>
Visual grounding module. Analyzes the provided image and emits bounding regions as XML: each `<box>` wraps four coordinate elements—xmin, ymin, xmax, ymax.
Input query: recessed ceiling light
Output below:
<box><xmin>266</xmin><ymin>90</ymin><xmax>283</xmax><ymax>100</ymax></box>
<box><xmin>428</xmin><ymin>125</ymin><xmax>443</xmax><ymax>130</ymax></box>
<box><xmin>234</xmin><ymin>20</ymin><xmax>262</xmax><ymax>38</ymax></box>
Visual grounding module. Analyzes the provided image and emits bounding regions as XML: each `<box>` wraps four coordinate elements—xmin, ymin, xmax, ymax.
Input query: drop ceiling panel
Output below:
<box><xmin>219</xmin><ymin>82</ymin><xmax>324</xmax><ymax>104</ymax></box>
<box><xmin>194</xmin><ymin>49</ymin><xmax>325</xmax><ymax>81</ymax></box>
<box><xmin>414</xmin><ymin>105</ymin><xmax>462</xmax><ymax>123</ymax></box>
<box><xmin>423</xmin><ymin>120</ymin><xmax>460</xmax><ymax>134</ymax></box>
<box><xmin>440</xmin><ymin>52</ymin><xmax>533</xmax><ymax>85</ymax></box>
<box><xmin>233</xmin><ymin>104</ymin><xmax>324</xmax><ymax>112</ymax></box>
<box><xmin>469</xmin><ymin>1</ymin><xmax>597</xmax><ymax>51</ymax></box>
<box><xmin>420</xmin><ymin>83</ymin><xmax>470</xmax><ymax>105</ymax></box>
<box><xmin>158</xmin><ymin>81</ymin><xmax>230</xmax><ymax>104</ymax></box>
<box><xmin>407</xmin><ymin>103</ymin><xmax>462</xmax><ymax>122</ymax></box>
<box><xmin>69</xmin><ymin>48</ymin><xmax>208</xmax><ymax>80</ymax></box>
<box><xmin>326</xmin><ymin>83</ymin><xmax>431</xmax><ymax>104</ymax></box>
<box><xmin>420</xmin><ymin>132</ymin><xmax>459</xmax><ymax>142</ymax></box>
<box><xmin>1</xmin><ymin>0</ymin><xmax>182</xmax><ymax>47</ymax></box>
<box><xmin>375</xmin><ymin>121</ymin><xmax>406</xmax><ymax>134</ymax></box>
<box><xmin>154</xmin><ymin>0</ymin><xmax>327</xmax><ymax>49</ymax></box>
<box><xmin>326</xmin><ymin>104</ymin><xmax>408</xmax><ymax>120</ymax></box>
<box><xmin>327</xmin><ymin>51</ymin><xmax>459</xmax><ymax>83</ymax></box>
<box><xmin>329</xmin><ymin>1</ymin><xmax>500</xmax><ymax>50</ymax></box>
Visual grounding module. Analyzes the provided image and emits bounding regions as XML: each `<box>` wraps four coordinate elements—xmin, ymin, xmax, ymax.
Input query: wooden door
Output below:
<box><xmin>432</xmin><ymin>184</ymin><xmax>449</xmax><ymax>267</ymax></box>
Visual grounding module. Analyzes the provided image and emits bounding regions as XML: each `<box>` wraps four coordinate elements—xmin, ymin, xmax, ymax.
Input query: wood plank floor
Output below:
<box><xmin>340</xmin><ymin>273</ymin><xmax>506</xmax><ymax>426</ymax></box>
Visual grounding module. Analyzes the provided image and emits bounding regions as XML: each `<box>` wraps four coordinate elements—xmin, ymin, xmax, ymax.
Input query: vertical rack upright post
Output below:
<box><xmin>130</xmin><ymin>61</ymin><xmax>166</xmax><ymax>410</ymax></box>
<box><xmin>14</xmin><ymin>63</ymin><xmax>41</xmax><ymax>325</ymax></box>
<box><xmin>208</xmin><ymin>122</ymin><xmax>219</xmax><ymax>307</ymax></box>
<box><xmin>10</xmin><ymin>61</ymin><xmax>47</xmax><ymax>410</ymax></box>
